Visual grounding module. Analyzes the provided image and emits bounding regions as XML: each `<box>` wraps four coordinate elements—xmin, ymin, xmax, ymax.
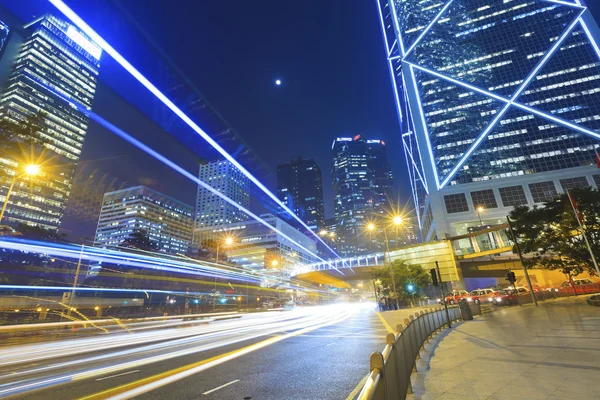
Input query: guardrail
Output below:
<box><xmin>357</xmin><ymin>306</ymin><xmax>466</xmax><ymax>400</ymax></box>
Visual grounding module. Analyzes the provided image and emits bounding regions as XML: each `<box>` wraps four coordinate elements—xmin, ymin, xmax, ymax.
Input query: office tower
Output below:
<box><xmin>277</xmin><ymin>157</ymin><xmax>325</xmax><ymax>232</ymax></box>
<box><xmin>198</xmin><ymin>213</ymin><xmax>318</xmax><ymax>278</ymax></box>
<box><xmin>195</xmin><ymin>159</ymin><xmax>250</xmax><ymax>231</ymax></box>
<box><xmin>0</xmin><ymin>14</ymin><xmax>101</xmax><ymax>230</ymax></box>
<box><xmin>95</xmin><ymin>186</ymin><xmax>193</xmax><ymax>254</ymax></box>
<box><xmin>332</xmin><ymin>135</ymin><xmax>394</xmax><ymax>256</ymax></box>
<box><xmin>378</xmin><ymin>0</ymin><xmax>600</xmax><ymax>244</ymax></box>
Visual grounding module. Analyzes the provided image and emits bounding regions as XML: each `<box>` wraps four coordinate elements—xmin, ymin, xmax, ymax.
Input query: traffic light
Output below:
<box><xmin>430</xmin><ymin>268</ymin><xmax>439</xmax><ymax>287</ymax></box>
<box><xmin>506</xmin><ymin>271</ymin><xmax>516</xmax><ymax>285</ymax></box>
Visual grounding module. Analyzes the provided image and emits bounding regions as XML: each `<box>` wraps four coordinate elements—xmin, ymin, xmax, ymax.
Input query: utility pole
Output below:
<box><xmin>435</xmin><ymin>261</ymin><xmax>451</xmax><ymax>329</ymax></box>
<box><xmin>67</xmin><ymin>244</ymin><xmax>85</xmax><ymax>317</ymax></box>
<box><xmin>506</xmin><ymin>216</ymin><xmax>538</xmax><ymax>307</ymax></box>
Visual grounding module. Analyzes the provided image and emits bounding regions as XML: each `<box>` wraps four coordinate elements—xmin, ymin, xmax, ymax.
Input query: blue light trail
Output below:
<box><xmin>47</xmin><ymin>0</ymin><xmax>343</xmax><ymax>261</ymax></box>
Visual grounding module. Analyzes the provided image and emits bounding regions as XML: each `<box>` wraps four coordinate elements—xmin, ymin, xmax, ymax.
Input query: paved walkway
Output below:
<box><xmin>408</xmin><ymin>297</ymin><xmax>600</xmax><ymax>400</ymax></box>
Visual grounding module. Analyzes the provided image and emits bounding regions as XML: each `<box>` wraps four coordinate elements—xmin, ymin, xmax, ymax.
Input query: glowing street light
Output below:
<box><xmin>216</xmin><ymin>236</ymin><xmax>235</xmax><ymax>263</ymax></box>
<box><xmin>319</xmin><ymin>229</ymin><xmax>328</xmax><ymax>236</ymax></box>
<box><xmin>367</xmin><ymin>223</ymin><xmax>376</xmax><ymax>232</ymax></box>
<box><xmin>0</xmin><ymin>164</ymin><xmax>42</xmax><ymax>223</ymax></box>
<box><xmin>392</xmin><ymin>215</ymin><xmax>403</xmax><ymax>226</ymax></box>
<box><xmin>475</xmin><ymin>206</ymin><xmax>485</xmax><ymax>226</ymax></box>
<box><xmin>224</xmin><ymin>236</ymin><xmax>234</xmax><ymax>246</ymax></box>
<box><xmin>271</xmin><ymin>259</ymin><xmax>279</xmax><ymax>267</ymax></box>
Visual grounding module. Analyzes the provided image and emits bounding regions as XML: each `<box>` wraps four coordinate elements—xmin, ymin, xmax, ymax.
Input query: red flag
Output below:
<box><xmin>567</xmin><ymin>190</ymin><xmax>584</xmax><ymax>225</ymax></box>
<box><xmin>595</xmin><ymin>148</ymin><xmax>600</xmax><ymax>169</ymax></box>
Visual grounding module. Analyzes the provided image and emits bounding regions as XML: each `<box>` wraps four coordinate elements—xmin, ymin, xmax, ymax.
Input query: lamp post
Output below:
<box><xmin>476</xmin><ymin>206</ymin><xmax>484</xmax><ymax>227</ymax></box>
<box><xmin>367</xmin><ymin>221</ymin><xmax>400</xmax><ymax>309</ymax></box>
<box><xmin>0</xmin><ymin>164</ymin><xmax>41</xmax><ymax>223</ymax></box>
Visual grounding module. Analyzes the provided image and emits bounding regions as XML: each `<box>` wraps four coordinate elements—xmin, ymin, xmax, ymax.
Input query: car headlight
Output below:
<box><xmin>467</xmin><ymin>297</ymin><xmax>473</xmax><ymax>302</ymax></box>
<box><xmin>488</xmin><ymin>298</ymin><xmax>494</xmax><ymax>302</ymax></box>
<box><xmin>496</xmin><ymin>297</ymin><xmax>502</xmax><ymax>302</ymax></box>
<box><xmin>436</xmin><ymin>298</ymin><xmax>441</xmax><ymax>302</ymax></box>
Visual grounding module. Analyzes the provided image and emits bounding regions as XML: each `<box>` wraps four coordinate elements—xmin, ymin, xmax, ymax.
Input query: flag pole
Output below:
<box><xmin>566</xmin><ymin>190</ymin><xmax>600</xmax><ymax>277</ymax></box>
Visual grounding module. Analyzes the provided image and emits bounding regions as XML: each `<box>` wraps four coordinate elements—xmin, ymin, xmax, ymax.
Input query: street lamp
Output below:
<box><xmin>367</xmin><ymin>223</ymin><xmax>376</xmax><ymax>232</ymax></box>
<box><xmin>0</xmin><ymin>164</ymin><xmax>41</xmax><ymax>223</ymax></box>
<box><xmin>271</xmin><ymin>259</ymin><xmax>279</xmax><ymax>268</ymax></box>
<box><xmin>476</xmin><ymin>206</ymin><xmax>484</xmax><ymax>227</ymax></box>
<box><xmin>216</xmin><ymin>236</ymin><xmax>234</xmax><ymax>263</ymax></box>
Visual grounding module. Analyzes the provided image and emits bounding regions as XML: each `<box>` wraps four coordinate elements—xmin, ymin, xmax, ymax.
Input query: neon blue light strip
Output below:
<box><xmin>402</xmin><ymin>75</ymin><xmax>429</xmax><ymax>191</ymax></box>
<box><xmin>512</xmin><ymin>14</ymin><xmax>583</xmax><ymax>100</ymax></box>
<box><xmin>47</xmin><ymin>0</ymin><xmax>341</xmax><ymax>261</ymax></box>
<box><xmin>408</xmin><ymin>64</ymin><xmax>441</xmax><ymax>189</ymax></box>
<box><xmin>513</xmin><ymin>103</ymin><xmax>600</xmax><ymax>140</ymax></box>
<box><xmin>406</xmin><ymin>62</ymin><xmax>510</xmax><ymax>103</ymax></box>
<box><xmin>388</xmin><ymin>39</ymin><xmax>397</xmax><ymax>57</ymax></box>
<box><xmin>403</xmin><ymin>0</ymin><xmax>455</xmax><ymax>58</ymax></box>
<box><xmin>377</xmin><ymin>0</ymin><xmax>403</xmax><ymax>124</ymax></box>
<box><xmin>414</xmin><ymin>9</ymin><xmax>585</xmax><ymax>189</ymax></box>
<box><xmin>387</xmin><ymin>0</ymin><xmax>406</xmax><ymax>56</ymax></box>
<box><xmin>439</xmin><ymin>104</ymin><xmax>511</xmax><ymax>188</ymax></box>
<box><xmin>543</xmin><ymin>0</ymin><xmax>585</xmax><ymax>8</ymax></box>
<box><xmin>30</xmin><ymin>77</ymin><xmax>335</xmax><ymax>272</ymax></box>
<box><xmin>580</xmin><ymin>19</ymin><xmax>600</xmax><ymax>56</ymax></box>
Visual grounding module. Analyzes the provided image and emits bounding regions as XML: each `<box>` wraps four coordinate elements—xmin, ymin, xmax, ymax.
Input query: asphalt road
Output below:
<box><xmin>0</xmin><ymin>303</ymin><xmax>390</xmax><ymax>400</ymax></box>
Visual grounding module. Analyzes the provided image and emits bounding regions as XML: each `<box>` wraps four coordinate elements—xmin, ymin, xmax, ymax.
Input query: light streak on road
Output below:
<box><xmin>0</xmin><ymin>305</ymin><xmax>359</xmax><ymax>398</ymax></box>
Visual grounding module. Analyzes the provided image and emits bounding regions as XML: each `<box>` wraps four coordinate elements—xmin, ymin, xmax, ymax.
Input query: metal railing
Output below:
<box><xmin>357</xmin><ymin>306</ymin><xmax>465</xmax><ymax>400</ymax></box>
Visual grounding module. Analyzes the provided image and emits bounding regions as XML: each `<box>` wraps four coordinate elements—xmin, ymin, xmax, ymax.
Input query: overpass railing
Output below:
<box><xmin>357</xmin><ymin>306</ymin><xmax>469</xmax><ymax>400</ymax></box>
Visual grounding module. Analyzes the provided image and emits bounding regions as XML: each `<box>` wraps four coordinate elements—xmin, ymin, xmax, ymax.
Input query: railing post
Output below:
<box><xmin>370</xmin><ymin>352</ymin><xmax>387</xmax><ymax>400</ymax></box>
<box><xmin>385</xmin><ymin>333</ymin><xmax>400</xmax><ymax>400</ymax></box>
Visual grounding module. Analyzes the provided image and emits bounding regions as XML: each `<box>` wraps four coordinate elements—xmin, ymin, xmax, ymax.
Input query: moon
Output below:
<box><xmin>275</xmin><ymin>79</ymin><xmax>281</xmax><ymax>86</ymax></box>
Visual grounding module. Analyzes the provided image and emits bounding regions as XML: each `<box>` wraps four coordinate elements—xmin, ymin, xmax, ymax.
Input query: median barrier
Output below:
<box><xmin>356</xmin><ymin>306</ymin><xmax>464</xmax><ymax>400</ymax></box>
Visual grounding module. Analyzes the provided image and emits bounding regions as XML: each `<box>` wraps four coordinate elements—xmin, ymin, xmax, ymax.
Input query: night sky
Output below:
<box><xmin>3</xmin><ymin>0</ymin><xmax>600</xmax><ymax>240</ymax></box>
<box><xmin>112</xmin><ymin>0</ymin><xmax>404</xmax><ymax>215</ymax></box>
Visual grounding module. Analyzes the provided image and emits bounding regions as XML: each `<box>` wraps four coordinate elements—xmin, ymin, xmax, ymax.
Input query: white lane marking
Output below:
<box><xmin>326</xmin><ymin>342</ymin><xmax>336</xmax><ymax>346</ymax></box>
<box><xmin>95</xmin><ymin>370</ymin><xmax>140</xmax><ymax>381</ymax></box>
<box><xmin>202</xmin><ymin>379</ymin><xmax>240</xmax><ymax>395</ymax></box>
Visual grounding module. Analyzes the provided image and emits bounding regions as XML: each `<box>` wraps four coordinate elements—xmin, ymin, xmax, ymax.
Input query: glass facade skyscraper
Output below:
<box><xmin>332</xmin><ymin>135</ymin><xmax>394</xmax><ymax>256</ymax></box>
<box><xmin>378</xmin><ymin>0</ymin><xmax>600</xmax><ymax>241</ymax></box>
<box><xmin>277</xmin><ymin>157</ymin><xmax>325</xmax><ymax>232</ymax></box>
<box><xmin>0</xmin><ymin>14</ymin><xmax>101</xmax><ymax>230</ymax></box>
<box><xmin>95</xmin><ymin>186</ymin><xmax>193</xmax><ymax>255</ymax></box>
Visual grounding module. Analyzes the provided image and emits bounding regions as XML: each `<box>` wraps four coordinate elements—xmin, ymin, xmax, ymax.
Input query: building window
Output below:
<box><xmin>593</xmin><ymin>174</ymin><xmax>600</xmax><ymax>189</ymax></box>
<box><xmin>444</xmin><ymin>193</ymin><xmax>469</xmax><ymax>214</ymax></box>
<box><xmin>470</xmin><ymin>189</ymin><xmax>497</xmax><ymax>209</ymax></box>
<box><xmin>422</xmin><ymin>205</ymin><xmax>433</xmax><ymax>235</ymax></box>
<box><xmin>529</xmin><ymin>181</ymin><xmax>558</xmax><ymax>203</ymax></box>
<box><xmin>559</xmin><ymin>177</ymin><xmax>589</xmax><ymax>192</ymax></box>
<box><xmin>498</xmin><ymin>186</ymin><xmax>528</xmax><ymax>207</ymax></box>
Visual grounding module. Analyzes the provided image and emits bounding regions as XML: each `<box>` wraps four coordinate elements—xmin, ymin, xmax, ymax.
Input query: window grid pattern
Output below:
<box><xmin>470</xmin><ymin>189</ymin><xmax>498</xmax><ymax>209</ymax></box>
<box><xmin>529</xmin><ymin>181</ymin><xmax>558</xmax><ymax>203</ymax></box>
<box><xmin>444</xmin><ymin>193</ymin><xmax>469</xmax><ymax>214</ymax></box>
<box><xmin>593</xmin><ymin>174</ymin><xmax>600</xmax><ymax>188</ymax></box>
<box><xmin>406</xmin><ymin>1</ymin><xmax>580</xmax><ymax>98</ymax></box>
<box><xmin>559</xmin><ymin>176</ymin><xmax>589</xmax><ymax>191</ymax></box>
<box><xmin>498</xmin><ymin>185</ymin><xmax>528</xmax><ymax>207</ymax></box>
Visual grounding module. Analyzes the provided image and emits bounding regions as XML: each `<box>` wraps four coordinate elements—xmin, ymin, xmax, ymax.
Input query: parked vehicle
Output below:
<box><xmin>440</xmin><ymin>290</ymin><xmax>469</xmax><ymax>305</ymax></box>
<box><xmin>467</xmin><ymin>288</ymin><xmax>498</xmax><ymax>304</ymax></box>
<box><xmin>560</xmin><ymin>279</ymin><xmax>600</xmax><ymax>295</ymax></box>
<box><xmin>493</xmin><ymin>287</ymin><xmax>529</xmax><ymax>306</ymax></box>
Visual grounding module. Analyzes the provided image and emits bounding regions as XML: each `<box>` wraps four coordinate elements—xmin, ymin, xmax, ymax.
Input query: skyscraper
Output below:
<box><xmin>0</xmin><ymin>14</ymin><xmax>101</xmax><ymax>230</ymax></box>
<box><xmin>95</xmin><ymin>186</ymin><xmax>193</xmax><ymax>254</ymax></box>
<box><xmin>378</xmin><ymin>0</ymin><xmax>600</xmax><ymax>243</ymax></box>
<box><xmin>332</xmin><ymin>135</ymin><xmax>394</xmax><ymax>256</ymax></box>
<box><xmin>195</xmin><ymin>159</ymin><xmax>250</xmax><ymax>230</ymax></box>
<box><xmin>277</xmin><ymin>157</ymin><xmax>325</xmax><ymax>232</ymax></box>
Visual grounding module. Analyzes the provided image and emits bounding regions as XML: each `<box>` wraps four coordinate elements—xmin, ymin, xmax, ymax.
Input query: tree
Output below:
<box><xmin>371</xmin><ymin>259</ymin><xmax>431</xmax><ymax>298</ymax></box>
<box><xmin>120</xmin><ymin>229</ymin><xmax>159</xmax><ymax>252</ymax></box>
<box><xmin>508</xmin><ymin>188</ymin><xmax>600</xmax><ymax>277</ymax></box>
<box><xmin>15</xmin><ymin>223</ymin><xmax>67</xmax><ymax>243</ymax></box>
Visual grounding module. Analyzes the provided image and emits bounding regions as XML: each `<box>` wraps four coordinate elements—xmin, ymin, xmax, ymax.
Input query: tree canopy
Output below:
<box><xmin>508</xmin><ymin>187</ymin><xmax>600</xmax><ymax>277</ymax></box>
<box><xmin>120</xmin><ymin>229</ymin><xmax>159</xmax><ymax>252</ymax></box>
<box><xmin>371</xmin><ymin>259</ymin><xmax>431</xmax><ymax>298</ymax></box>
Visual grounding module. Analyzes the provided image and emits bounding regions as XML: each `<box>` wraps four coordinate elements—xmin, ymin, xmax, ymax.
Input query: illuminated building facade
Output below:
<box><xmin>277</xmin><ymin>157</ymin><xmax>325</xmax><ymax>232</ymax></box>
<box><xmin>0</xmin><ymin>14</ymin><xmax>101</xmax><ymax>230</ymax></box>
<box><xmin>195</xmin><ymin>159</ymin><xmax>250</xmax><ymax>231</ymax></box>
<box><xmin>378</xmin><ymin>0</ymin><xmax>600</xmax><ymax>242</ymax></box>
<box><xmin>332</xmin><ymin>136</ymin><xmax>394</xmax><ymax>256</ymax></box>
<box><xmin>95</xmin><ymin>186</ymin><xmax>193</xmax><ymax>254</ymax></box>
<box><xmin>195</xmin><ymin>213</ymin><xmax>318</xmax><ymax>277</ymax></box>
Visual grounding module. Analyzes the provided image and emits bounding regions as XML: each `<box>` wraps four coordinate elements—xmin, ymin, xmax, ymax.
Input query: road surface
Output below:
<box><xmin>0</xmin><ymin>303</ymin><xmax>399</xmax><ymax>399</ymax></box>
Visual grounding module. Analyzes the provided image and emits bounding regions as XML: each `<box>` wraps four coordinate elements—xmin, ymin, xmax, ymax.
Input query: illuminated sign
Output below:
<box><xmin>66</xmin><ymin>25</ymin><xmax>102</xmax><ymax>60</ymax></box>
<box><xmin>353</xmin><ymin>134</ymin><xmax>361</xmax><ymax>140</ymax></box>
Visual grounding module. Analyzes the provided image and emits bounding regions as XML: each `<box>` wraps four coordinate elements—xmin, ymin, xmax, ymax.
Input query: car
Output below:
<box><xmin>493</xmin><ymin>287</ymin><xmax>529</xmax><ymax>306</ymax></box>
<box><xmin>467</xmin><ymin>288</ymin><xmax>498</xmax><ymax>304</ymax></box>
<box><xmin>441</xmin><ymin>290</ymin><xmax>469</xmax><ymax>305</ymax></box>
<box><xmin>560</xmin><ymin>279</ymin><xmax>600</xmax><ymax>295</ymax></box>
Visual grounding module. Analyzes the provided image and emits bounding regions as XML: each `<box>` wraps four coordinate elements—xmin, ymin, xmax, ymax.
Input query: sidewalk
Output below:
<box><xmin>408</xmin><ymin>297</ymin><xmax>600</xmax><ymax>400</ymax></box>
<box><xmin>377</xmin><ymin>305</ymin><xmax>434</xmax><ymax>333</ymax></box>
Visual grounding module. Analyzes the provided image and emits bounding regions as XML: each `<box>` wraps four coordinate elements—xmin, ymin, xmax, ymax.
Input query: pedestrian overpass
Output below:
<box><xmin>291</xmin><ymin>224</ymin><xmax>517</xmax><ymax>289</ymax></box>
